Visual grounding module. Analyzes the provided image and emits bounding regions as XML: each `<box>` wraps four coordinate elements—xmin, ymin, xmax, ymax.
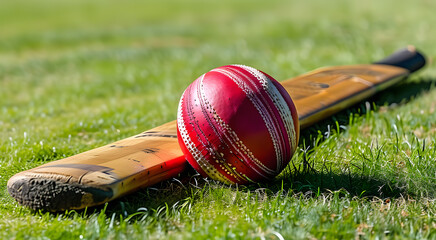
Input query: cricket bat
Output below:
<box><xmin>7</xmin><ymin>46</ymin><xmax>426</xmax><ymax>212</ymax></box>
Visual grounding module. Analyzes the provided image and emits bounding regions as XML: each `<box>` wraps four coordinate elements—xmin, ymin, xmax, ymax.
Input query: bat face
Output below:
<box><xmin>7</xmin><ymin>121</ymin><xmax>187</xmax><ymax>211</ymax></box>
<box><xmin>284</xmin><ymin>65</ymin><xmax>408</xmax><ymax>128</ymax></box>
<box><xmin>7</xmin><ymin>47</ymin><xmax>424</xmax><ymax>211</ymax></box>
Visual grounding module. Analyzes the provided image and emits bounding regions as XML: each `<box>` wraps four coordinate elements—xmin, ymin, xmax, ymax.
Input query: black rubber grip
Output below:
<box><xmin>374</xmin><ymin>46</ymin><xmax>426</xmax><ymax>73</ymax></box>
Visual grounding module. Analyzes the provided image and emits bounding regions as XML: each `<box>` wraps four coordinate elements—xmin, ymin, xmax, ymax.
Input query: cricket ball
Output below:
<box><xmin>177</xmin><ymin>65</ymin><xmax>299</xmax><ymax>184</ymax></box>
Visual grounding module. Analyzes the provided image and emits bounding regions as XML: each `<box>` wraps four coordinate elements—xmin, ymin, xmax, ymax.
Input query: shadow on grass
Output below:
<box><xmin>272</xmin><ymin>172</ymin><xmax>407</xmax><ymax>199</ymax></box>
<box><xmin>52</xmin><ymin>78</ymin><xmax>435</xmax><ymax>216</ymax></box>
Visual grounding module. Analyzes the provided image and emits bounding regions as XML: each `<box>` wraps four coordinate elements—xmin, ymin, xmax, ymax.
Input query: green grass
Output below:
<box><xmin>1</xmin><ymin>0</ymin><xmax>436</xmax><ymax>239</ymax></box>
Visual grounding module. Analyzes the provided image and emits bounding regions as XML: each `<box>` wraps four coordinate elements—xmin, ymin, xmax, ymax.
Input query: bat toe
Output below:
<box><xmin>7</xmin><ymin>173</ymin><xmax>114</xmax><ymax>212</ymax></box>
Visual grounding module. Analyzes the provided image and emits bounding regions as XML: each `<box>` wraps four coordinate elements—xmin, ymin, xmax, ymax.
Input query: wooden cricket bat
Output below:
<box><xmin>7</xmin><ymin>46</ymin><xmax>426</xmax><ymax>211</ymax></box>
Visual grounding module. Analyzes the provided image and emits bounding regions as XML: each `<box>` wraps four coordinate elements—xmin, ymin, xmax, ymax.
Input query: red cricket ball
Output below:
<box><xmin>177</xmin><ymin>65</ymin><xmax>299</xmax><ymax>184</ymax></box>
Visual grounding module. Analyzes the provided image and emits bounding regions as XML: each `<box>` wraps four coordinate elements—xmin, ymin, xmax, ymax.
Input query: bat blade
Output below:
<box><xmin>286</xmin><ymin>64</ymin><xmax>408</xmax><ymax>128</ymax></box>
<box><xmin>7</xmin><ymin>47</ymin><xmax>425</xmax><ymax>211</ymax></box>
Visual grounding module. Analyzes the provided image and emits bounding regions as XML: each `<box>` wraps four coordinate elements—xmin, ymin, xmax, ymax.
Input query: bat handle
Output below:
<box><xmin>374</xmin><ymin>45</ymin><xmax>426</xmax><ymax>73</ymax></box>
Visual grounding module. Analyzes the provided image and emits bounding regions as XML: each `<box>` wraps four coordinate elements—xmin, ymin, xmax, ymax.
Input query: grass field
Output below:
<box><xmin>1</xmin><ymin>0</ymin><xmax>435</xmax><ymax>239</ymax></box>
